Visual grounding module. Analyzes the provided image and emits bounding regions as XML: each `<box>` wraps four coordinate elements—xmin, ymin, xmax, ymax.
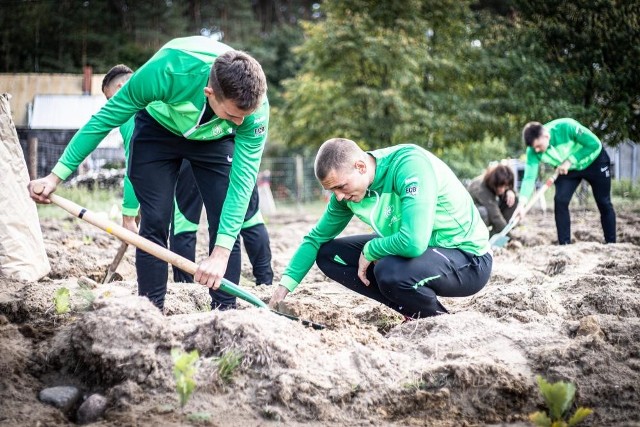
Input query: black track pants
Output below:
<box><xmin>129</xmin><ymin>110</ymin><xmax>241</xmax><ymax>310</ymax></box>
<box><xmin>169</xmin><ymin>159</ymin><xmax>273</xmax><ymax>286</ymax></box>
<box><xmin>554</xmin><ymin>149</ymin><xmax>616</xmax><ymax>244</ymax></box>
<box><xmin>316</xmin><ymin>235</ymin><xmax>493</xmax><ymax>318</ymax></box>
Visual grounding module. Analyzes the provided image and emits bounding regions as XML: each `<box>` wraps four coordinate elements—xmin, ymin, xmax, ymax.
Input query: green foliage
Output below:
<box><xmin>438</xmin><ymin>136</ymin><xmax>510</xmax><ymax>180</ymax></box>
<box><xmin>529</xmin><ymin>375</ymin><xmax>593</xmax><ymax>427</ymax></box>
<box><xmin>612</xmin><ymin>179</ymin><xmax>640</xmax><ymax>200</ymax></box>
<box><xmin>53</xmin><ymin>288</ymin><xmax>71</xmax><ymax>315</ymax></box>
<box><xmin>216</xmin><ymin>349</ymin><xmax>243</xmax><ymax>383</ymax></box>
<box><xmin>171</xmin><ymin>348</ymin><xmax>200</xmax><ymax>408</ymax></box>
<box><xmin>36</xmin><ymin>186</ymin><xmax>121</xmax><ymax>220</ymax></box>
<box><xmin>77</xmin><ymin>282</ymin><xmax>96</xmax><ymax>311</ymax></box>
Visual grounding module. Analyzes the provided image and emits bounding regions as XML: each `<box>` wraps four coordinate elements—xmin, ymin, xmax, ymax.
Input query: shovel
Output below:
<box><xmin>102</xmin><ymin>242</ymin><xmax>128</xmax><ymax>283</ymax></box>
<box><xmin>35</xmin><ymin>186</ymin><xmax>325</xmax><ymax>330</ymax></box>
<box><xmin>489</xmin><ymin>171</ymin><xmax>559</xmax><ymax>249</ymax></box>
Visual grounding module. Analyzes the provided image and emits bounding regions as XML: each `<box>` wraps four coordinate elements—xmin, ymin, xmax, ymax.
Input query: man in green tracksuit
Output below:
<box><xmin>101</xmin><ymin>64</ymin><xmax>273</xmax><ymax>288</ymax></box>
<box><xmin>520</xmin><ymin>118</ymin><xmax>616</xmax><ymax>245</ymax></box>
<box><xmin>269</xmin><ymin>138</ymin><xmax>493</xmax><ymax>318</ymax></box>
<box><xmin>29</xmin><ymin>36</ymin><xmax>269</xmax><ymax>311</ymax></box>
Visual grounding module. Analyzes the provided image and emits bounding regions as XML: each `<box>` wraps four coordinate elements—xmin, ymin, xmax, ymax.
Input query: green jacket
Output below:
<box><xmin>281</xmin><ymin>144</ymin><xmax>489</xmax><ymax>292</ymax></box>
<box><xmin>52</xmin><ymin>36</ymin><xmax>269</xmax><ymax>250</ymax></box>
<box><xmin>520</xmin><ymin>118</ymin><xmax>601</xmax><ymax>200</ymax></box>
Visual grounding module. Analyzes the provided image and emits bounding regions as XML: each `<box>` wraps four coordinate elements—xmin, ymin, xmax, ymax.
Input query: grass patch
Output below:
<box><xmin>37</xmin><ymin>186</ymin><xmax>122</xmax><ymax>220</ymax></box>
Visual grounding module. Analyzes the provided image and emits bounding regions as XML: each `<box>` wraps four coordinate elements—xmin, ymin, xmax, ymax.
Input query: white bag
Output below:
<box><xmin>0</xmin><ymin>93</ymin><xmax>51</xmax><ymax>282</ymax></box>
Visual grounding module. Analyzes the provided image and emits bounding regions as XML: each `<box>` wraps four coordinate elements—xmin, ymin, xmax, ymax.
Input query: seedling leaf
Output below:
<box><xmin>54</xmin><ymin>288</ymin><xmax>70</xmax><ymax>314</ymax></box>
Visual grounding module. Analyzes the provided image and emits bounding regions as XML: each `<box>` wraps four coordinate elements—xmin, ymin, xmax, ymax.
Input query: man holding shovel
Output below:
<box><xmin>269</xmin><ymin>139</ymin><xmax>492</xmax><ymax>319</ymax></box>
<box><xmin>519</xmin><ymin>118</ymin><xmax>616</xmax><ymax>245</ymax></box>
<box><xmin>101</xmin><ymin>65</ymin><xmax>273</xmax><ymax>288</ymax></box>
<box><xmin>29</xmin><ymin>36</ymin><xmax>269</xmax><ymax>312</ymax></box>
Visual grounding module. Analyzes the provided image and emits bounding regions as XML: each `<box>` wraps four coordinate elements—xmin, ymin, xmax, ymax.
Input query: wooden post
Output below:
<box><xmin>27</xmin><ymin>136</ymin><xmax>38</xmax><ymax>179</ymax></box>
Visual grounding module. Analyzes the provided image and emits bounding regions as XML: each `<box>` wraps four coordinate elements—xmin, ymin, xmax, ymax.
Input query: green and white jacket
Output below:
<box><xmin>281</xmin><ymin>144</ymin><xmax>490</xmax><ymax>292</ymax></box>
<box><xmin>520</xmin><ymin>118</ymin><xmax>601</xmax><ymax>201</ymax></box>
<box><xmin>52</xmin><ymin>36</ymin><xmax>269</xmax><ymax>250</ymax></box>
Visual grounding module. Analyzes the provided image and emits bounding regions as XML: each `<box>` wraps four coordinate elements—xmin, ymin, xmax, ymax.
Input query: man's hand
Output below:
<box><xmin>122</xmin><ymin>215</ymin><xmax>139</xmax><ymax>234</ymax></box>
<box><xmin>268</xmin><ymin>285</ymin><xmax>290</xmax><ymax>310</ymax></box>
<box><xmin>194</xmin><ymin>245</ymin><xmax>231</xmax><ymax>289</ymax></box>
<box><xmin>504</xmin><ymin>189</ymin><xmax>516</xmax><ymax>208</ymax></box>
<box><xmin>28</xmin><ymin>173</ymin><xmax>62</xmax><ymax>203</ymax></box>
<box><xmin>556</xmin><ymin>160</ymin><xmax>572</xmax><ymax>175</ymax></box>
<box><xmin>358</xmin><ymin>252</ymin><xmax>372</xmax><ymax>286</ymax></box>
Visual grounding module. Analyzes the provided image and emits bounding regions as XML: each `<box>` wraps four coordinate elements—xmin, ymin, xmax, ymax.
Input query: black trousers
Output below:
<box><xmin>129</xmin><ymin>110</ymin><xmax>241</xmax><ymax>310</ymax></box>
<box><xmin>170</xmin><ymin>160</ymin><xmax>273</xmax><ymax>286</ymax></box>
<box><xmin>316</xmin><ymin>235</ymin><xmax>493</xmax><ymax>318</ymax></box>
<box><xmin>554</xmin><ymin>149</ymin><xmax>616</xmax><ymax>244</ymax></box>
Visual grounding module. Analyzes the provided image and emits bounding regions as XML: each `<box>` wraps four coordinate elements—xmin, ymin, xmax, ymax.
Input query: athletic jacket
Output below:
<box><xmin>51</xmin><ymin>36</ymin><xmax>269</xmax><ymax>250</ymax></box>
<box><xmin>281</xmin><ymin>144</ymin><xmax>490</xmax><ymax>292</ymax></box>
<box><xmin>520</xmin><ymin>118</ymin><xmax>601</xmax><ymax>201</ymax></box>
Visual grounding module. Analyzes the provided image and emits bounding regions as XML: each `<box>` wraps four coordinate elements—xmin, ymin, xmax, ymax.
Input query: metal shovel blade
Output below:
<box><xmin>489</xmin><ymin>234</ymin><xmax>510</xmax><ymax>248</ymax></box>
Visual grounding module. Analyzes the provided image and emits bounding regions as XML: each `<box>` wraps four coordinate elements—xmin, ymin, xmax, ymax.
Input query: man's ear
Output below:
<box><xmin>204</xmin><ymin>86</ymin><xmax>214</xmax><ymax>98</ymax></box>
<box><xmin>354</xmin><ymin>159</ymin><xmax>367</xmax><ymax>174</ymax></box>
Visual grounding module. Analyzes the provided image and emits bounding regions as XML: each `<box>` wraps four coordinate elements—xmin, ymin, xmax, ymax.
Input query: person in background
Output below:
<box><xmin>467</xmin><ymin>163</ymin><xmax>518</xmax><ymax>236</ymax></box>
<box><xmin>30</xmin><ymin>36</ymin><xmax>269</xmax><ymax>312</ymax></box>
<box><xmin>269</xmin><ymin>138</ymin><xmax>492</xmax><ymax>319</ymax></box>
<box><xmin>519</xmin><ymin>118</ymin><xmax>616</xmax><ymax>245</ymax></box>
<box><xmin>101</xmin><ymin>65</ymin><xmax>273</xmax><ymax>288</ymax></box>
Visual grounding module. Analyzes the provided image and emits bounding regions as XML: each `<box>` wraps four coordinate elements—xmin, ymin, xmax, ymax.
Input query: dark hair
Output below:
<box><xmin>522</xmin><ymin>121</ymin><xmax>545</xmax><ymax>147</ymax></box>
<box><xmin>314</xmin><ymin>138</ymin><xmax>362</xmax><ymax>181</ymax></box>
<box><xmin>102</xmin><ymin>64</ymin><xmax>133</xmax><ymax>92</ymax></box>
<box><xmin>209</xmin><ymin>50</ymin><xmax>267</xmax><ymax>112</ymax></box>
<box><xmin>483</xmin><ymin>164</ymin><xmax>514</xmax><ymax>194</ymax></box>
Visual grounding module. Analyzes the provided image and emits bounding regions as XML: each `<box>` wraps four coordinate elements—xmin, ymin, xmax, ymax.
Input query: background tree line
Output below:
<box><xmin>1</xmin><ymin>0</ymin><xmax>638</xmax><ymax>177</ymax></box>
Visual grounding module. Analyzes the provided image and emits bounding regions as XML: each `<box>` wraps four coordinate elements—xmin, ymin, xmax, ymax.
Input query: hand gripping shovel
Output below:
<box><xmin>36</xmin><ymin>186</ymin><xmax>325</xmax><ymax>330</ymax></box>
<box><xmin>489</xmin><ymin>172</ymin><xmax>559</xmax><ymax>249</ymax></box>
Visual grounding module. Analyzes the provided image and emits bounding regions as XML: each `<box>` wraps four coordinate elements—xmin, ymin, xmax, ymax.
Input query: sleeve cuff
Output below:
<box><xmin>567</xmin><ymin>155</ymin><xmax>578</xmax><ymax>165</ymax></box>
<box><xmin>215</xmin><ymin>234</ymin><xmax>237</xmax><ymax>251</ymax></box>
<box><xmin>362</xmin><ymin>241</ymin><xmax>376</xmax><ymax>262</ymax></box>
<box><xmin>52</xmin><ymin>163</ymin><xmax>73</xmax><ymax>180</ymax></box>
<box><xmin>121</xmin><ymin>206</ymin><xmax>140</xmax><ymax>217</ymax></box>
<box><xmin>280</xmin><ymin>275</ymin><xmax>300</xmax><ymax>292</ymax></box>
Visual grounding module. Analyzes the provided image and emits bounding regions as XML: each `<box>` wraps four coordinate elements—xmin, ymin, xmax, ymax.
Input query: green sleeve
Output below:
<box><xmin>52</xmin><ymin>55</ymin><xmax>177</xmax><ymax>180</ymax></box>
<box><xmin>281</xmin><ymin>197</ymin><xmax>353</xmax><ymax>292</ymax></box>
<box><xmin>363</xmin><ymin>153</ymin><xmax>436</xmax><ymax>261</ymax></box>
<box><xmin>566</xmin><ymin>121</ymin><xmax>602</xmax><ymax>166</ymax></box>
<box><xmin>173</xmin><ymin>201</ymin><xmax>199</xmax><ymax>234</ymax></box>
<box><xmin>215</xmin><ymin>101</ymin><xmax>269</xmax><ymax>250</ymax></box>
<box><xmin>119</xmin><ymin>119</ymin><xmax>140</xmax><ymax>217</ymax></box>
<box><xmin>519</xmin><ymin>147</ymin><xmax>540</xmax><ymax>201</ymax></box>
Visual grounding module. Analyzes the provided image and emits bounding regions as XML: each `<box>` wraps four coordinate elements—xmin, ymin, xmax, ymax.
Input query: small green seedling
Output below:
<box><xmin>53</xmin><ymin>288</ymin><xmax>71</xmax><ymax>314</ymax></box>
<box><xmin>216</xmin><ymin>349</ymin><xmax>243</xmax><ymax>383</ymax></box>
<box><xmin>529</xmin><ymin>375</ymin><xmax>593</xmax><ymax>427</ymax></box>
<box><xmin>171</xmin><ymin>348</ymin><xmax>199</xmax><ymax>408</ymax></box>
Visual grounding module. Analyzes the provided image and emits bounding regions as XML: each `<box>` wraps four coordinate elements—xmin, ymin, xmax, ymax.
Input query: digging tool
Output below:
<box><xmin>489</xmin><ymin>172</ymin><xmax>559</xmax><ymax>249</ymax></box>
<box><xmin>35</xmin><ymin>185</ymin><xmax>325</xmax><ymax>330</ymax></box>
<box><xmin>102</xmin><ymin>241</ymin><xmax>128</xmax><ymax>283</ymax></box>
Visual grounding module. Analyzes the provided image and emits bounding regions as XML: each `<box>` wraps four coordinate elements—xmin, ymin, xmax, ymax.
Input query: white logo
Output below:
<box><xmin>226</xmin><ymin>155</ymin><xmax>233</xmax><ymax>163</ymax></box>
<box><xmin>212</xmin><ymin>126</ymin><xmax>223</xmax><ymax>137</ymax></box>
<box><xmin>600</xmin><ymin>166</ymin><xmax>608</xmax><ymax>172</ymax></box>
<box><xmin>384</xmin><ymin>206</ymin><xmax>393</xmax><ymax>217</ymax></box>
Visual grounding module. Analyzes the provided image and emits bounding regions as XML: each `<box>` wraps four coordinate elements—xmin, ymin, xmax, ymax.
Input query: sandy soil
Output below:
<box><xmin>1</xmin><ymin>202</ymin><xmax>639</xmax><ymax>426</ymax></box>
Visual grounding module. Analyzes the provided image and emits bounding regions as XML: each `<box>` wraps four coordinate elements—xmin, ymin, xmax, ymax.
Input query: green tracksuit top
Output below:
<box><xmin>119</xmin><ymin>102</ymin><xmax>264</xmax><ymax>234</ymax></box>
<box><xmin>52</xmin><ymin>36</ymin><xmax>269</xmax><ymax>250</ymax></box>
<box><xmin>280</xmin><ymin>144</ymin><xmax>490</xmax><ymax>292</ymax></box>
<box><xmin>520</xmin><ymin>118</ymin><xmax>601</xmax><ymax>201</ymax></box>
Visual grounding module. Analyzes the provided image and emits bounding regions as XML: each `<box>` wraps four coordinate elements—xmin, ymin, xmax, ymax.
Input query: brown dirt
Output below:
<box><xmin>1</xmin><ymin>203</ymin><xmax>640</xmax><ymax>426</ymax></box>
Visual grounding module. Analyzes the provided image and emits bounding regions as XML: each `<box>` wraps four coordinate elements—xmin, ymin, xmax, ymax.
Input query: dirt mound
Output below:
<box><xmin>0</xmin><ymin>208</ymin><xmax>639</xmax><ymax>426</ymax></box>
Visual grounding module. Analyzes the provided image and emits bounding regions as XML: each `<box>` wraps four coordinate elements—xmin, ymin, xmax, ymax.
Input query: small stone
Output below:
<box><xmin>77</xmin><ymin>394</ymin><xmax>108</xmax><ymax>424</ymax></box>
<box><xmin>38</xmin><ymin>386</ymin><xmax>81</xmax><ymax>413</ymax></box>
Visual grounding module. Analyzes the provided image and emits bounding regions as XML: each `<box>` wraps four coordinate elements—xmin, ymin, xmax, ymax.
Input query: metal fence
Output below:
<box><xmin>18</xmin><ymin>130</ymin><xmax>638</xmax><ymax>205</ymax></box>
